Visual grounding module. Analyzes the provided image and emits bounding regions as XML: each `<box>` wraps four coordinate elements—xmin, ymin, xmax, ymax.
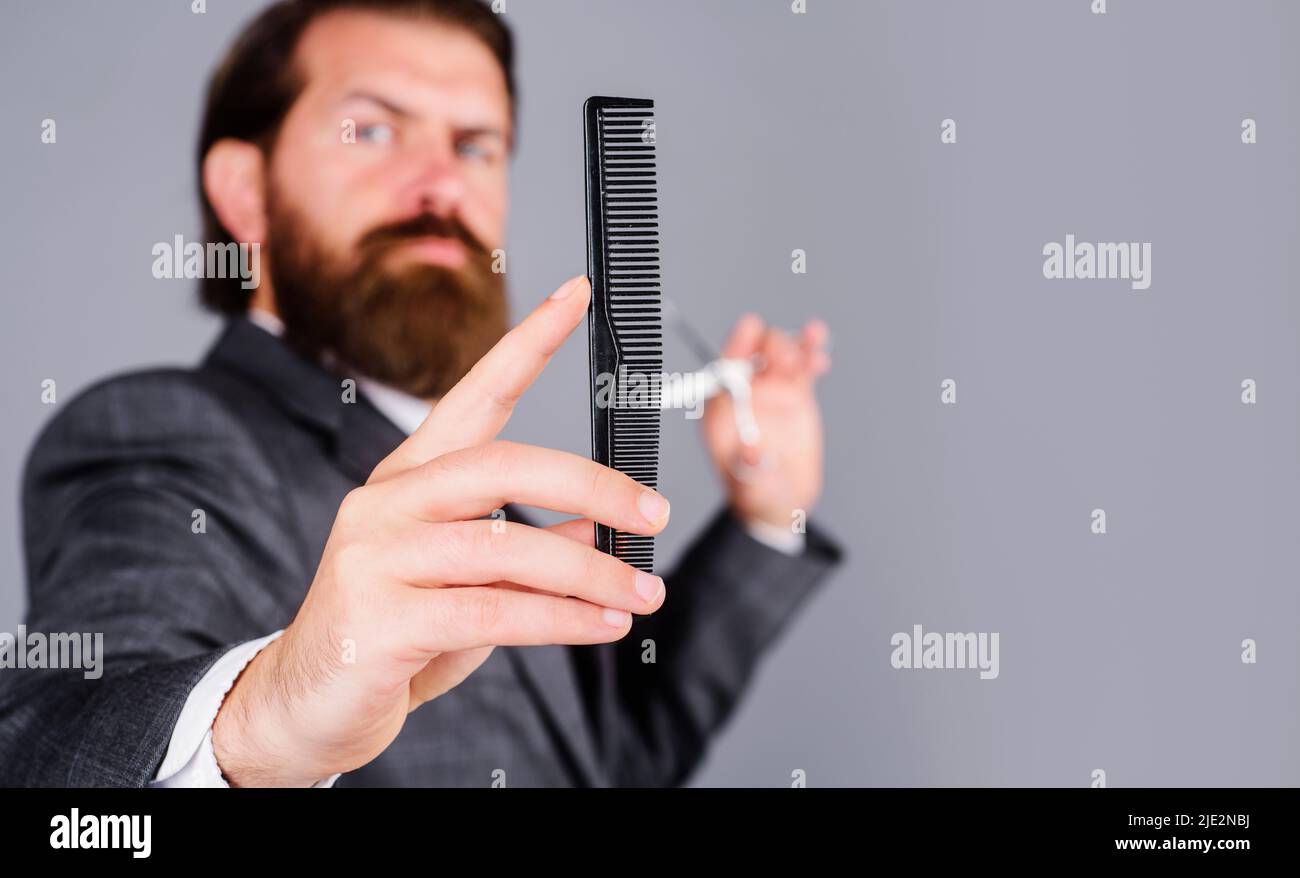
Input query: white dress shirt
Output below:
<box><xmin>151</xmin><ymin>309</ymin><xmax>803</xmax><ymax>787</ymax></box>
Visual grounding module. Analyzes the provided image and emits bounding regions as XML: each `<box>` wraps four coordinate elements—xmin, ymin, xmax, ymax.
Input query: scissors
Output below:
<box><xmin>660</xmin><ymin>298</ymin><xmax>772</xmax><ymax>481</ymax></box>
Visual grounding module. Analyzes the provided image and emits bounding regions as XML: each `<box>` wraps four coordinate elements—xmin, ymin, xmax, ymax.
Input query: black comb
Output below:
<box><xmin>584</xmin><ymin>96</ymin><xmax>663</xmax><ymax>573</ymax></box>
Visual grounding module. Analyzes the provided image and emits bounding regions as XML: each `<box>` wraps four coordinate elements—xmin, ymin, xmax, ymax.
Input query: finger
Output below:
<box><xmin>800</xmin><ymin>319</ymin><xmax>830</xmax><ymax>356</ymax></box>
<box><xmin>721</xmin><ymin>313</ymin><xmax>765</xmax><ymax>359</ymax></box>
<box><xmin>383</xmin><ymin>440</ymin><xmax>671</xmax><ymax>535</ymax></box>
<box><xmin>371</xmin><ymin>274</ymin><xmax>592</xmax><ymax>482</ymax></box>
<box><xmin>800</xmin><ymin>320</ymin><xmax>831</xmax><ymax>376</ymax></box>
<box><xmin>545</xmin><ymin>517</ymin><xmax>597</xmax><ymax>547</ymax></box>
<box><xmin>760</xmin><ymin>328</ymin><xmax>802</xmax><ymax>378</ymax></box>
<box><xmin>449</xmin><ymin>518</ymin><xmax>599</xmax><ymax>598</ymax></box>
<box><xmin>443</xmin><ymin>519</ymin><xmax>597</xmax><ymax>598</ymax></box>
<box><xmin>399</xmin><ymin>586</ymin><xmax>634</xmax><ymax>652</ymax></box>
<box><xmin>388</xmin><ymin>518</ymin><xmax>666</xmax><ymax>614</ymax></box>
<box><xmin>408</xmin><ymin>646</ymin><xmax>495</xmax><ymax>708</ymax></box>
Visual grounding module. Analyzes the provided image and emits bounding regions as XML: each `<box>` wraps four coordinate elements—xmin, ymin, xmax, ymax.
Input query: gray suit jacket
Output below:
<box><xmin>0</xmin><ymin>318</ymin><xmax>841</xmax><ymax>787</ymax></box>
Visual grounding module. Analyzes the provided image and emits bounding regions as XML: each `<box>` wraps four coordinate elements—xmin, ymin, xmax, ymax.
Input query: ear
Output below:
<box><xmin>202</xmin><ymin>138</ymin><xmax>267</xmax><ymax>244</ymax></box>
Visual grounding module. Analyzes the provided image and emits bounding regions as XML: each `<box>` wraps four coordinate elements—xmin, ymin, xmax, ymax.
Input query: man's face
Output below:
<box><xmin>261</xmin><ymin>10</ymin><xmax>513</xmax><ymax>399</ymax></box>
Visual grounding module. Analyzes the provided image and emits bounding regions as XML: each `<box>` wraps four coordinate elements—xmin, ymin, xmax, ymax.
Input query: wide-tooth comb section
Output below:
<box><xmin>584</xmin><ymin>96</ymin><xmax>663</xmax><ymax>573</ymax></box>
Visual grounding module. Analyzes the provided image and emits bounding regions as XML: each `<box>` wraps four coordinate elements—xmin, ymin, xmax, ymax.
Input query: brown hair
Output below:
<box><xmin>196</xmin><ymin>0</ymin><xmax>515</xmax><ymax>314</ymax></box>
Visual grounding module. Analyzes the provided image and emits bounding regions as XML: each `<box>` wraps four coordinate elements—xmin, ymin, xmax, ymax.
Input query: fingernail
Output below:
<box><xmin>603</xmin><ymin>608</ymin><xmax>631</xmax><ymax>627</ymax></box>
<box><xmin>635</xmin><ymin>570</ymin><xmax>664</xmax><ymax>603</ymax></box>
<box><xmin>637</xmin><ymin>490</ymin><xmax>670</xmax><ymax>525</ymax></box>
<box><xmin>550</xmin><ymin>275</ymin><xmax>586</xmax><ymax>300</ymax></box>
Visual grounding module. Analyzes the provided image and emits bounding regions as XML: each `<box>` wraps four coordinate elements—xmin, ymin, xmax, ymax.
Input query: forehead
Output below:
<box><xmin>293</xmin><ymin>9</ymin><xmax>510</xmax><ymax>124</ymax></box>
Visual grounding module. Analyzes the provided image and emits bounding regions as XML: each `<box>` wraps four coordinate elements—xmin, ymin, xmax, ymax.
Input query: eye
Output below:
<box><xmin>357</xmin><ymin>122</ymin><xmax>394</xmax><ymax>144</ymax></box>
<box><xmin>457</xmin><ymin>139</ymin><xmax>496</xmax><ymax>163</ymax></box>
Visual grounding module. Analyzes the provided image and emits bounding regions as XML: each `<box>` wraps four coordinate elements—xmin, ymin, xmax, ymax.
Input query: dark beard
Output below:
<box><xmin>264</xmin><ymin>193</ymin><xmax>508</xmax><ymax>400</ymax></box>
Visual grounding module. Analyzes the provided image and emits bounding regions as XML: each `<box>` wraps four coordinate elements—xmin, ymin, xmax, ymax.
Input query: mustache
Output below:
<box><xmin>356</xmin><ymin>212</ymin><xmax>491</xmax><ymax>258</ymax></box>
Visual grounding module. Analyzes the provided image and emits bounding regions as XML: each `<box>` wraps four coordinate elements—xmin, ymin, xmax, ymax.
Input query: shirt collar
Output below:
<box><xmin>246</xmin><ymin>307</ymin><xmax>433</xmax><ymax>437</ymax></box>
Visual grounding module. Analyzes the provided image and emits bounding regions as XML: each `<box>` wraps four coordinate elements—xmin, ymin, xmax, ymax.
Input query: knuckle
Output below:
<box><xmin>429</xmin><ymin>520</ymin><xmax>509</xmax><ymax>579</ymax></box>
<box><xmin>586</xmin><ymin>462</ymin><xmax>606</xmax><ymax>508</ymax></box>
<box><xmin>424</xmin><ymin>447</ymin><xmax>469</xmax><ymax>483</ymax></box>
<box><xmin>577</xmin><ymin>546</ymin><xmax>605</xmax><ymax>600</ymax></box>
<box><xmin>478</xmin><ymin>440</ymin><xmax>517</xmax><ymax>479</ymax></box>
<box><xmin>327</xmin><ymin>544</ymin><xmax>379</xmax><ymax>623</ymax></box>
<box><xmin>429</xmin><ymin>521</ymin><xmax>473</xmax><ymax>570</ymax></box>
<box><xmin>331</xmin><ymin>540</ymin><xmax>371</xmax><ymax>584</ymax></box>
<box><xmin>465</xmin><ymin>518</ymin><xmax>508</xmax><ymax>562</ymax></box>
<box><xmin>422</xmin><ymin>592</ymin><xmax>456</xmax><ymax>643</ymax></box>
<box><xmin>578</xmin><ymin>546</ymin><xmax>603</xmax><ymax>597</ymax></box>
<box><xmin>337</xmin><ymin>486</ymin><xmax>369</xmax><ymax>524</ymax></box>
<box><xmin>544</xmin><ymin>595</ymin><xmax>576</xmax><ymax>636</ymax></box>
<box><xmin>434</xmin><ymin>441</ymin><xmax>506</xmax><ymax>487</ymax></box>
<box><xmin>473</xmin><ymin>587</ymin><xmax>505</xmax><ymax>633</ymax></box>
<box><xmin>483</xmin><ymin>375</ymin><xmax>522</xmax><ymax>413</ymax></box>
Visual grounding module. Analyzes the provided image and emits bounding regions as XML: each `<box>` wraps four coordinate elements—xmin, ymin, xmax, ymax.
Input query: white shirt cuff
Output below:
<box><xmin>149</xmin><ymin>629</ymin><xmax>340</xmax><ymax>788</ymax></box>
<box><xmin>742</xmin><ymin>516</ymin><xmax>806</xmax><ymax>556</ymax></box>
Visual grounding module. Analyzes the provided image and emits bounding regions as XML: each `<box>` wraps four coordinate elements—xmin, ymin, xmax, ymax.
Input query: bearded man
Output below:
<box><xmin>0</xmin><ymin>0</ymin><xmax>839</xmax><ymax>788</ymax></box>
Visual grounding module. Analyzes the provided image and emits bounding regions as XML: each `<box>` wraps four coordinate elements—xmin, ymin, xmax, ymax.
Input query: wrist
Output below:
<box><xmin>212</xmin><ymin>636</ymin><xmax>322</xmax><ymax>787</ymax></box>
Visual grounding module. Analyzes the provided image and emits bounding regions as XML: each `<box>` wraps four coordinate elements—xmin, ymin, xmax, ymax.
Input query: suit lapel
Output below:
<box><xmin>204</xmin><ymin>318</ymin><xmax>605</xmax><ymax>785</ymax></box>
<box><xmin>334</xmin><ymin>393</ymin><xmax>406</xmax><ymax>483</ymax></box>
<box><xmin>203</xmin><ymin>318</ymin><xmax>406</xmax><ymax>482</ymax></box>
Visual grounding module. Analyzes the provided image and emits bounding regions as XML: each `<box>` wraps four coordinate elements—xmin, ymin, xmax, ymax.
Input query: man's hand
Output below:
<box><xmin>701</xmin><ymin>314</ymin><xmax>831</xmax><ymax>530</ymax></box>
<box><xmin>211</xmin><ymin>275</ymin><xmax>671</xmax><ymax>787</ymax></box>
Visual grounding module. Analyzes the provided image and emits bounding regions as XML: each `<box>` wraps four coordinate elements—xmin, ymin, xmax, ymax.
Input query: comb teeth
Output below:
<box><xmin>585</xmin><ymin>96</ymin><xmax>663</xmax><ymax>573</ymax></box>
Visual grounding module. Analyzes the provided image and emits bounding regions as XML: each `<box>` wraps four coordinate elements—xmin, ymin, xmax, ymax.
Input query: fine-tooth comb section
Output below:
<box><xmin>584</xmin><ymin>96</ymin><xmax>663</xmax><ymax>573</ymax></box>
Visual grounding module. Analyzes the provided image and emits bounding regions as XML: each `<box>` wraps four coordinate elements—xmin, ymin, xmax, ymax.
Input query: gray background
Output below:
<box><xmin>2</xmin><ymin>0</ymin><xmax>1297</xmax><ymax>786</ymax></box>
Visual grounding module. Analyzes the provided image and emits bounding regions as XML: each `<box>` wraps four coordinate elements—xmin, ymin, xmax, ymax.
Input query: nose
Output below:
<box><xmin>404</xmin><ymin>147</ymin><xmax>467</xmax><ymax>218</ymax></box>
